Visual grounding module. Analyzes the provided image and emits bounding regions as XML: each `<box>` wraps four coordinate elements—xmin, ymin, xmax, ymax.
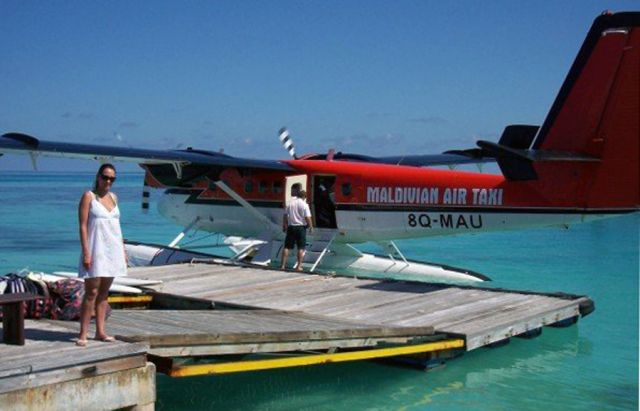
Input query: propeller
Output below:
<box><xmin>278</xmin><ymin>127</ymin><xmax>297</xmax><ymax>159</ymax></box>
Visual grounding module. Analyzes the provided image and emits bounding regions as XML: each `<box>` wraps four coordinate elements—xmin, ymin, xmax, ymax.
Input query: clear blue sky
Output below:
<box><xmin>1</xmin><ymin>1</ymin><xmax>637</xmax><ymax>170</ymax></box>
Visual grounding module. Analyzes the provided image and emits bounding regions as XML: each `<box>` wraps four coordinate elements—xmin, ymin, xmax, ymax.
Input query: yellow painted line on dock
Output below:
<box><xmin>108</xmin><ymin>295</ymin><xmax>153</xmax><ymax>303</ymax></box>
<box><xmin>169</xmin><ymin>339</ymin><xmax>465</xmax><ymax>377</ymax></box>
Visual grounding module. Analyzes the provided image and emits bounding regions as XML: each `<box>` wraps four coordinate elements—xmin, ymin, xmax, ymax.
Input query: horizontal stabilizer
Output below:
<box><xmin>476</xmin><ymin>140</ymin><xmax>537</xmax><ymax>180</ymax></box>
<box><xmin>476</xmin><ymin>139</ymin><xmax>600</xmax><ymax>181</ymax></box>
<box><xmin>498</xmin><ymin>125</ymin><xmax>539</xmax><ymax>149</ymax></box>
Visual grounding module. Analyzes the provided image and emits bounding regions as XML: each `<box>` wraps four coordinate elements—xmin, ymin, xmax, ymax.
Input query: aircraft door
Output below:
<box><xmin>284</xmin><ymin>175</ymin><xmax>308</xmax><ymax>206</ymax></box>
<box><xmin>312</xmin><ymin>175</ymin><xmax>337</xmax><ymax>229</ymax></box>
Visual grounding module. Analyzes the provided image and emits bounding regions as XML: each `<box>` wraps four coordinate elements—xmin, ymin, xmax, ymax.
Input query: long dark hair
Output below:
<box><xmin>93</xmin><ymin>163</ymin><xmax>116</xmax><ymax>191</ymax></box>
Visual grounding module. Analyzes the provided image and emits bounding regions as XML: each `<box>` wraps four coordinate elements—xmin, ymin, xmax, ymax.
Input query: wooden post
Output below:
<box><xmin>0</xmin><ymin>293</ymin><xmax>39</xmax><ymax>345</ymax></box>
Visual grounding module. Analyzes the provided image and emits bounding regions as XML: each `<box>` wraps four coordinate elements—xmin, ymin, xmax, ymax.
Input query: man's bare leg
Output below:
<box><xmin>296</xmin><ymin>248</ymin><xmax>305</xmax><ymax>271</ymax></box>
<box><xmin>281</xmin><ymin>248</ymin><xmax>290</xmax><ymax>270</ymax></box>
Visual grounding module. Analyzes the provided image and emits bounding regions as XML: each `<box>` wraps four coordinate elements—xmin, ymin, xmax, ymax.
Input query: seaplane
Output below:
<box><xmin>1</xmin><ymin>11</ymin><xmax>638</xmax><ymax>283</ymax></box>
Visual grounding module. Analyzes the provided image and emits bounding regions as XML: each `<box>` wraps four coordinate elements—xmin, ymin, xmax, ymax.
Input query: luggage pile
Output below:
<box><xmin>0</xmin><ymin>272</ymin><xmax>85</xmax><ymax>320</ymax></box>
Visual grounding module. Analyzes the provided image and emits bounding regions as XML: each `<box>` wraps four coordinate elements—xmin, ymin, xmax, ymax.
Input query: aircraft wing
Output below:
<box><xmin>303</xmin><ymin>150</ymin><xmax>493</xmax><ymax>167</ymax></box>
<box><xmin>0</xmin><ymin>132</ymin><xmax>293</xmax><ymax>171</ymax></box>
<box><xmin>371</xmin><ymin>151</ymin><xmax>493</xmax><ymax>167</ymax></box>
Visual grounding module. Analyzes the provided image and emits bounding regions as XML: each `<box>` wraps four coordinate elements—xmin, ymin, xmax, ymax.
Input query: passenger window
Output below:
<box><xmin>244</xmin><ymin>180</ymin><xmax>253</xmax><ymax>193</ymax></box>
<box><xmin>341</xmin><ymin>182</ymin><xmax>352</xmax><ymax>196</ymax></box>
<box><xmin>273</xmin><ymin>181</ymin><xmax>283</xmax><ymax>194</ymax></box>
<box><xmin>259</xmin><ymin>181</ymin><xmax>268</xmax><ymax>193</ymax></box>
<box><xmin>208</xmin><ymin>180</ymin><xmax>217</xmax><ymax>191</ymax></box>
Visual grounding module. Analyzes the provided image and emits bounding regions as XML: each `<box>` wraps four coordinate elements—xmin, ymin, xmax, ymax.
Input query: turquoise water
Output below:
<box><xmin>0</xmin><ymin>172</ymin><xmax>637</xmax><ymax>410</ymax></box>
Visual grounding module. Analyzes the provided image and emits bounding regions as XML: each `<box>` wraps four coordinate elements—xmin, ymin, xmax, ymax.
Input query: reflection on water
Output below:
<box><xmin>154</xmin><ymin>327</ymin><xmax>599</xmax><ymax>411</ymax></box>
<box><xmin>463</xmin><ymin>327</ymin><xmax>584</xmax><ymax>388</ymax></box>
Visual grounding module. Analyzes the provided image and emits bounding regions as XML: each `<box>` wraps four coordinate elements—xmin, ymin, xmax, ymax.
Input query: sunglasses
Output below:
<box><xmin>100</xmin><ymin>174</ymin><xmax>117</xmax><ymax>183</ymax></box>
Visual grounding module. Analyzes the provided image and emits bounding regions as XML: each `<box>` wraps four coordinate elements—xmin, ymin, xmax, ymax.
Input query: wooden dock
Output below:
<box><xmin>0</xmin><ymin>261</ymin><xmax>594</xmax><ymax>408</ymax></box>
<box><xmin>0</xmin><ymin>320</ymin><xmax>154</xmax><ymax>410</ymax></box>
<box><xmin>76</xmin><ymin>310</ymin><xmax>437</xmax><ymax>356</ymax></box>
<box><xmin>41</xmin><ymin>309</ymin><xmax>463</xmax><ymax>376</ymax></box>
<box><xmin>126</xmin><ymin>262</ymin><xmax>593</xmax><ymax>351</ymax></box>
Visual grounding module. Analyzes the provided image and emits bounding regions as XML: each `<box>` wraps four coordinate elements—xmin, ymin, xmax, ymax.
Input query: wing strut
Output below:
<box><xmin>168</xmin><ymin>217</ymin><xmax>200</xmax><ymax>248</ymax></box>
<box><xmin>376</xmin><ymin>241</ymin><xmax>409</xmax><ymax>270</ymax></box>
<box><xmin>29</xmin><ymin>152</ymin><xmax>39</xmax><ymax>171</ymax></box>
<box><xmin>172</xmin><ymin>162</ymin><xmax>187</xmax><ymax>179</ymax></box>
<box><xmin>214</xmin><ymin>181</ymin><xmax>282</xmax><ymax>235</ymax></box>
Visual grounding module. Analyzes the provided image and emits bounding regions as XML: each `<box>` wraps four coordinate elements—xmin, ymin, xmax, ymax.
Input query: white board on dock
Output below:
<box><xmin>35</xmin><ymin>272</ymin><xmax>143</xmax><ymax>294</ymax></box>
<box><xmin>52</xmin><ymin>271</ymin><xmax>162</xmax><ymax>286</ymax></box>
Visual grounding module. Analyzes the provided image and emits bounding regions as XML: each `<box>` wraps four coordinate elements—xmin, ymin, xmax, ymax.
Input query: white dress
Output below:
<box><xmin>78</xmin><ymin>192</ymin><xmax>127</xmax><ymax>278</ymax></box>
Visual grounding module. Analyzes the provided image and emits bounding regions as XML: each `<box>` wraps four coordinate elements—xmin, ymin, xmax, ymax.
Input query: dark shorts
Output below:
<box><xmin>284</xmin><ymin>225</ymin><xmax>307</xmax><ymax>249</ymax></box>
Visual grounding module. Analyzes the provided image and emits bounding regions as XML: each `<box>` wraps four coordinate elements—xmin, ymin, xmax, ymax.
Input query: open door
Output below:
<box><xmin>312</xmin><ymin>175</ymin><xmax>337</xmax><ymax>229</ymax></box>
<box><xmin>284</xmin><ymin>174</ymin><xmax>308</xmax><ymax>205</ymax></box>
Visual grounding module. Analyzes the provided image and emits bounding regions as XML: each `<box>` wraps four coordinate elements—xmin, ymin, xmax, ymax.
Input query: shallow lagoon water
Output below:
<box><xmin>0</xmin><ymin>172</ymin><xmax>637</xmax><ymax>410</ymax></box>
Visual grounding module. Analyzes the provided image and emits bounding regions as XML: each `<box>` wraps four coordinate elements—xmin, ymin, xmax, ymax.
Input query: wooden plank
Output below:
<box><xmin>0</xmin><ymin>362</ymin><xmax>155</xmax><ymax>410</ymax></box>
<box><xmin>130</xmin><ymin>264</ymin><xmax>241</xmax><ymax>284</ymax></box>
<box><xmin>129</xmin><ymin>262</ymin><xmax>222</xmax><ymax>276</ymax></box>
<box><xmin>0</xmin><ymin>341</ymin><xmax>149</xmax><ymax>375</ymax></box>
<box><xmin>35</xmin><ymin>310</ymin><xmax>435</xmax><ymax>348</ymax></box>
<box><xmin>369</xmin><ymin>293</ymin><xmax>533</xmax><ymax>327</ymax></box>
<box><xmin>128</xmin><ymin>327</ymin><xmax>426</xmax><ymax>347</ymax></box>
<box><xmin>464</xmin><ymin>304</ymin><xmax>581</xmax><ymax>350</ymax></box>
<box><xmin>214</xmin><ymin>277</ymin><xmax>378</xmax><ymax>308</ymax></box>
<box><xmin>197</xmin><ymin>275</ymin><xmax>349</xmax><ymax>300</ymax></box>
<box><xmin>300</xmin><ymin>287</ymin><xmax>473</xmax><ymax>319</ymax></box>
<box><xmin>185</xmin><ymin>270</ymin><xmax>322</xmax><ymax>296</ymax></box>
<box><xmin>451</xmin><ymin>297</ymin><xmax>581</xmax><ymax>335</ymax></box>
<box><xmin>0</xmin><ymin>319</ymin><xmax>99</xmax><ymax>359</ymax></box>
<box><xmin>93</xmin><ymin>310</ymin><xmax>434</xmax><ymax>346</ymax></box>
<box><xmin>217</xmin><ymin>282</ymin><xmax>379</xmax><ymax>312</ymax></box>
<box><xmin>148</xmin><ymin>336</ymin><xmax>421</xmax><ymax>357</ymax></box>
<box><xmin>340</xmin><ymin>288</ymin><xmax>489</xmax><ymax>321</ymax></box>
<box><xmin>436</xmin><ymin>295</ymin><xmax>569</xmax><ymax>331</ymax></box>
<box><xmin>0</xmin><ymin>355</ymin><xmax>147</xmax><ymax>393</ymax></box>
<box><xmin>0</xmin><ymin>293</ymin><xmax>39</xmax><ymax>304</ymax></box>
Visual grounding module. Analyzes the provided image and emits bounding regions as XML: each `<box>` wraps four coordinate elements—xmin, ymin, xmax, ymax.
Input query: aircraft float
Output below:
<box><xmin>1</xmin><ymin>12</ymin><xmax>638</xmax><ymax>283</ymax></box>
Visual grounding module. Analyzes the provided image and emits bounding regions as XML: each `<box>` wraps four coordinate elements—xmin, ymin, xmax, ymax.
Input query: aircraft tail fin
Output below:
<box><xmin>526</xmin><ymin>12</ymin><xmax>639</xmax><ymax>210</ymax></box>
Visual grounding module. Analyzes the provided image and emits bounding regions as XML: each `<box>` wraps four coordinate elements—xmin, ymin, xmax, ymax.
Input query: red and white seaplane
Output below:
<box><xmin>1</xmin><ymin>12</ymin><xmax>638</xmax><ymax>282</ymax></box>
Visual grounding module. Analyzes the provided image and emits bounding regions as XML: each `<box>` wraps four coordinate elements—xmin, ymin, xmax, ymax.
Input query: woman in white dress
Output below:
<box><xmin>76</xmin><ymin>164</ymin><xmax>127</xmax><ymax>346</ymax></box>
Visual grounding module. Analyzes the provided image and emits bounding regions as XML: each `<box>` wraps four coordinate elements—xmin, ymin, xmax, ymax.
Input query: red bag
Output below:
<box><xmin>49</xmin><ymin>279</ymin><xmax>85</xmax><ymax>321</ymax></box>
